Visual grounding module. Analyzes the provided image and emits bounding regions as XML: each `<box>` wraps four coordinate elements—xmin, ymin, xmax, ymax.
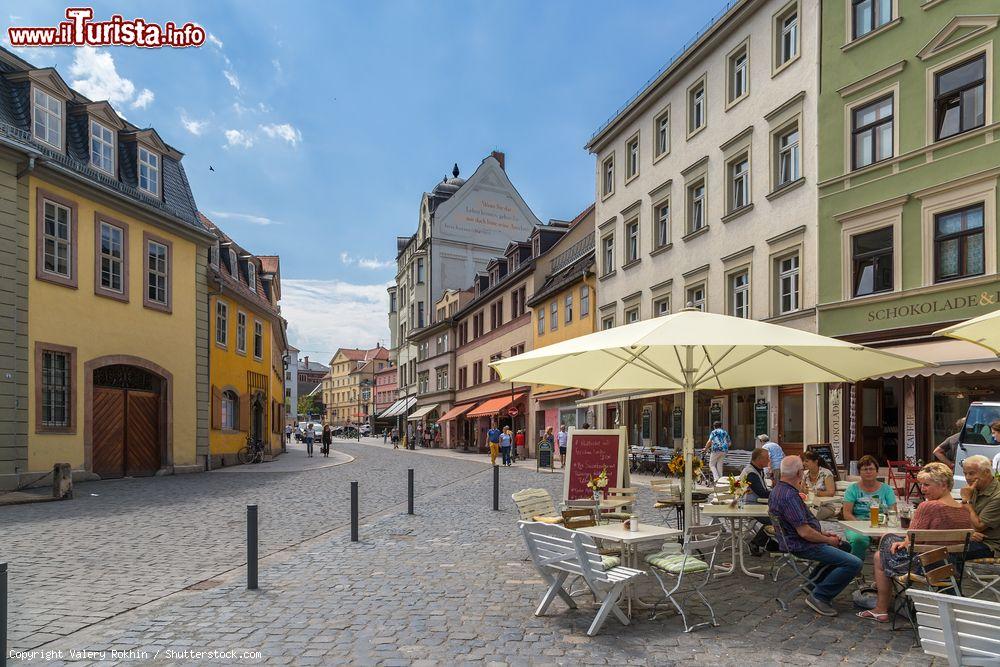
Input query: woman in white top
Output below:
<box><xmin>800</xmin><ymin>450</ymin><xmax>836</xmax><ymax>497</ymax></box>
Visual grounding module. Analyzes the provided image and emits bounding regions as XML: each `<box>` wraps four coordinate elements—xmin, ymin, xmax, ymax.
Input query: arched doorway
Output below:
<box><xmin>91</xmin><ymin>364</ymin><xmax>163</xmax><ymax>478</ymax></box>
<box><xmin>250</xmin><ymin>392</ymin><xmax>266</xmax><ymax>445</ymax></box>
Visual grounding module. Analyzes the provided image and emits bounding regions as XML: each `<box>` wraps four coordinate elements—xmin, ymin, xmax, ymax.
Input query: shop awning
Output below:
<box><xmin>534</xmin><ymin>388</ymin><xmax>585</xmax><ymax>402</ymax></box>
<box><xmin>437</xmin><ymin>402</ymin><xmax>478</xmax><ymax>422</ymax></box>
<box><xmin>872</xmin><ymin>339</ymin><xmax>1000</xmax><ymax>379</ymax></box>
<box><xmin>575</xmin><ymin>388</ymin><xmax>679</xmax><ymax>408</ymax></box>
<box><xmin>377</xmin><ymin>398</ymin><xmax>405</xmax><ymax>419</ymax></box>
<box><xmin>407</xmin><ymin>404</ymin><xmax>439</xmax><ymax>421</ymax></box>
<box><xmin>380</xmin><ymin>396</ymin><xmax>417</xmax><ymax>418</ymax></box>
<box><xmin>466</xmin><ymin>393</ymin><xmax>526</xmax><ymax>418</ymax></box>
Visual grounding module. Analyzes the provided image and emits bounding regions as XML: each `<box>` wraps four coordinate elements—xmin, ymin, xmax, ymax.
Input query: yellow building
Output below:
<box><xmin>0</xmin><ymin>50</ymin><xmax>215</xmax><ymax>487</ymax></box>
<box><xmin>201</xmin><ymin>214</ymin><xmax>286</xmax><ymax>465</ymax></box>
<box><xmin>324</xmin><ymin>346</ymin><xmax>391</xmax><ymax>427</ymax></box>
<box><xmin>527</xmin><ymin>204</ymin><xmax>597</xmax><ymax>433</ymax></box>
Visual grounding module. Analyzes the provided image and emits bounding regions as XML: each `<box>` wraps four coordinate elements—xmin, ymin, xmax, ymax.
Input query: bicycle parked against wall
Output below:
<box><xmin>238</xmin><ymin>437</ymin><xmax>265</xmax><ymax>464</ymax></box>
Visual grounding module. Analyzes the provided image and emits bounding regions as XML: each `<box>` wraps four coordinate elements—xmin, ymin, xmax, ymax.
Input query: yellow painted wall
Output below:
<box><xmin>531</xmin><ymin>277</ymin><xmax>595</xmax><ymax>394</ymax></box>
<box><xmin>209</xmin><ymin>293</ymin><xmax>273</xmax><ymax>455</ymax></box>
<box><xmin>27</xmin><ymin>176</ymin><xmax>200</xmax><ymax>471</ymax></box>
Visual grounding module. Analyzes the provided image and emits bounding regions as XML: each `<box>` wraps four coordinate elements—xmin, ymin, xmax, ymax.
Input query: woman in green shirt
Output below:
<box><xmin>842</xmin><ymin>455</ymin><xmax>897</xmax><ymax>559</ymax></box>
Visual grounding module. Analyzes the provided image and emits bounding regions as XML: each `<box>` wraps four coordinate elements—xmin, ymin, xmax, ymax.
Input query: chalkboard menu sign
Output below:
<box><xmin>564</xmin><ymin>428</ymin><xmax>626</xmax><ymax>501</ymax></box>
<box><xmin>754</xmin><ymin>400</ymin><xmax>768</xmax><ymax>438</ymax></box>
<box><xmin>672</xmin><ymin>407</ymin><xmax>683</xmax><ymax>440</ymax></box>
<box><xmin>806</xmin><ymin>443</ymin><xmax>839</xmax><ymax>481</ymax></box>
<box><xmin>537</xmin><ymin>441</ymin><xmax>553</xmax><ymax>471</ymax></box>
<box><xmin>709</xmin><ymin>402</ymin><xmax>722</xmax><ymax>425</ymax></box>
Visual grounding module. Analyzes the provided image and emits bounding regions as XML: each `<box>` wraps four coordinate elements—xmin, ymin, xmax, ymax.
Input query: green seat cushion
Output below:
<box><xmin>601</xmin><ymin>556</ymin><xmax>621</xmax><ymax>570</ymax></box>
<box><xmin>645</xmin><ymin>551</ymin><xmax>708</xmax><ymax>574</ymax></box>
<box><xmin>602</xmin><ymin>512</ymin><xmax>632</xmax><ymax>520</ymax></box>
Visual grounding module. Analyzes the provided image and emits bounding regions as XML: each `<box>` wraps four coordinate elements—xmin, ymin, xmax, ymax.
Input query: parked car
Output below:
<box><xmin>953</xmin><ymin>401</ymin><xmax>1000</xmax><ymax>488</ymax></box>
<box><xmin>359</xmin><ymin>424</ymin><xmax>372</xmax><ymax>436</ymax></box>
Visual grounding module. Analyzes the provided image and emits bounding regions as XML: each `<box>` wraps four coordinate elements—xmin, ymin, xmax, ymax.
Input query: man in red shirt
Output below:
<box><xmin>513</xmin><ymin>429</ymin><xmax>525</xmax><ymax>462</ymax></box>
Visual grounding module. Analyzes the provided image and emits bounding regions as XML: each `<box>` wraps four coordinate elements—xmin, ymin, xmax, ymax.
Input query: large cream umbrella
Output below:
<box><xmin>934</xmin><ymin>308</ymin><xmax>1000</xmax><ymax>356</ymax></box>
<box><xmin>490</xmin><ymin>309</ymin><xmax>928</xmax><ymax>520</ymax></box>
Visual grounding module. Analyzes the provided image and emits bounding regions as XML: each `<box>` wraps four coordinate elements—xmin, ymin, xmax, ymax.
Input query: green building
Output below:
<box><xmin>817</xmin><ymin>1</ymin><xmax>1000</xmax><ymax>465</ymax></box>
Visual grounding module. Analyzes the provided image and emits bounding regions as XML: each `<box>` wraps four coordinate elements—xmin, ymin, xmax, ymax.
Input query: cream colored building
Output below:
<box><xmin>324</xmin><ymin>346</ymin><xmax>389</xmax><ymax>427</ymax></box>
<box><xmin>584</xmin><ymin>0</ymin><xmax>822</xmax><ymax>453</ymax></box>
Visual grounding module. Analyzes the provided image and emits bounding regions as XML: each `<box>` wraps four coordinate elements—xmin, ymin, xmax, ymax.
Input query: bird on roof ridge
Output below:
<box><xmin>452</xmin><ymin>163</ymin><xmax>460</xmax><ymax>178</ymax></box>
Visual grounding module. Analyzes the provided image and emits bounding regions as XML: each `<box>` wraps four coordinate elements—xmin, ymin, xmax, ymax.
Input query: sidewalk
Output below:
<box><xmin>210</xmin><ymin>441</ymin><xmax>353</xmax><ymax>473</ymax></box>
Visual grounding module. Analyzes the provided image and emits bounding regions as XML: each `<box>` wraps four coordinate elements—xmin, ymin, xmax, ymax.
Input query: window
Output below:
<box><xmin>246</xmin><ymin>261</ymin><xmax>256</xmax><ymax>289</ymax></box>
<box><xmin>436</xmin><ymin>367</ymin><xmax>448</xmax><ymax>391</ymax></box>
<box><xmin>602</xmin><ymin>155</ymin><xmax>615</xmax><ymax>197</ymax></box>
<box><xmin>416</xmin><ymin>258</ymin><xmax>425</xmax><ymax>283</ymax></box>
<box><xmin>489</xmin><ymin>353</ymin><xmax>501</xmax><ymax>381</ymax></box>
<box><xmin>537</xmin><ymin>308</ymin><xmax>545</xmax><ymax>335</ymax></box>
<box><xmin>145</xmin><ymin>236</ymin><xmax>170</xmax><ymax>310</ymax></box>
<box><xmin>934</xmin><ymin>204</ymin><xmax>985</xmax><ymax>282</ymax></box>
<box><xmin>852</xmin><ymin>95</ymin><xmax>893</xmax><ymax>169</ymax></box>
<box><xmin>389</xmin><ymin>292</ymin><xmax>397</xmax><ymax>313</ymax></box>
<box><xmin>729</xmin><ymin>155</ymin><xmax>750</xmax><ymax>211</ymax></box>
<box><xmin>934</xmin><ymin>55</ymin><xmax>986</xmax><ymax>141</ymax></box>
<box><xmin>216</xmin><ymin>301</ymin><xmax>228</xmax><ymax>346</ymax></box>
<box><xmin>729</xmin><ymin>44</ymin><xmax>749</xmax><ymax>104</ymax></box>
<box><xmin>688</xmin><ymin>79</ymin><xmax>706</xmax><ymax>134</ymax></box>
<box><xmin>602</xmin><ymin>234</ymin><xmax>615</xmax><ymax>276</ymax></box>
<box><xmin>625</xmin><ymin>134</ymin><xmax>639</xmax><ymax>181</ymax></box>
<box><xmin>687</xmin><ymin>284</ymin><xmax>706</xmax><ymax>311</ymax></box>
<box><xmin>580</xmin><ymin>286</ymin><xmax>590</xmax><ymax>317</ymax></box>
<box><xmin>852</xmin><ymin>227</ymin><xmax>893</xmax><ymax>297</ymax></box>
<box><xmin>730</xmin><ymin>271</ymin><xmax>751</xmax><ymax>318</ymax></box>
<box><xmin>236</xmin><ymin>312</ymin><xmax>247</xmax><ymax>353</ymax></box>
<box><xmin>94</xmin><ymin>219</ymin><xmax>129</xmax><ymax>299</ymax></box>
<box><xmin>777</xmin><ymin>254</ymin><xmax>800</xmax><ymax>314</ymax></box>
<box><xmin>511</xmin><ymin>286</ymin><xmax>527</xmax><ymax>318</ymax></box>
<box><xmin>776</xmin><ymin>125</ymin><xmax>800</xmax><ymax>187</ymax></box>
<box><xmin>511</xmin><ymin>343</ymin><xmax>525</xmax><ymax>357</ymax></box>
<box><xmin>602</xmin><ymin>315</ymin><xmax>615</xmax><ymax>330</ymax></box>
<box><xmin>654</xmin><ymin>296</ymin><xmax>671</xmax><ymax>317</ymax></box>
<box><xmin>654</xmin><ymin>201</ymin><xmax>670</xmax><ymax>248</ymax></box>
<box><xmin>90</xmin><ymin>120</ymin><xmax>114</xmax><ymax>174</ymax></box>
<box><xmin>458</xmin><ymin>366</ymin><xmax>467</xmax><ymax>389</ymax></box>
<box><xmin>32</xmin><ymin>88</ymin><xmax>61</xmax><ymax>148</ymax></box>
<box><xmin>550</xmin><ymin>300</ymin><xmax>558</xmax><ymax>331</ymax></box>
<box><xmin>472</xmin><ymin>311</ymin><xmax>484</xmax><ymax>338</ymax></box>
<box><xmin>625</xmin><ymin>306</ymin><xmax>639</xmax><ymax>324</ymax></box>
<box><xmin>654</xmin><ymin>108</ymin><xmax>670</xmax><ymax>157</ymax></box>
<box><xmin>42</xmin><ymin>199</ymin><xmax>72</xmax><ymax>279</ymax></box>
<box><xmin>565</xmin><ymin>294</ymin><xmax>573</xmax><ymax>324</ymax></box>
<box><xmin>417</xmin><ymin>301</ymin><xmax>425</xmax><ymax>328</ymax></box>
<box><xmin>222</xmin><ymin>390</ymin><xmax>239</xmax><ymax>430</ymax></box>
<box><xmin>473</xmin><ymin>361</ymin><xmax>483</xmax><ymax>385</ymax></box>
<box><xmin>138</xmin><ymin>147</ymin><xmax>160</xmax><ymax>197</ymax></box>
<box><xmin>687</xmin><ymin>180</ymin><xmax>706</xmax><ymax>233</ymax></box>
<box><xmin>625</xmin><ymin>219</ymin><xmax>639</xmax><ymax>263</ymax></box>
<box><xmin>776</xmin><ymin>6</ymin><xmax>799</xmax><ymax>69</ymax></box>
<box><xmin>852</xmin><ymin>0</ymin><xmax>892</xmax><ymax>40</ymax></box>
<box><xmin>418</xmin><ymin>371</ymin><xmax>429</xmax><ymax>394</ymax></box>
<box><xmin>41</xmin><ymin>348</ymin><xmax>70</xmax><ymax>428</ymax></box>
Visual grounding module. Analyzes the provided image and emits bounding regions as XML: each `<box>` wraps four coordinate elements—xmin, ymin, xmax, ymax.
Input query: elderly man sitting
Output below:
<box><xmin>960</xmin><ymin>454</ymin><xmax>1000</xmax><ymax>560</ymax></box>
<box><xmin>769</xmin><ymin>455</ymin><xmax>862</xmax><ymax>616</ymax></box>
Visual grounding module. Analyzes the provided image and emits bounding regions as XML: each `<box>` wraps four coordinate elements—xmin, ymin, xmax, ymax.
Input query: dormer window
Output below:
<box><xmin>138</xmin><ymin>146</ymin><xmax>160</xmax><ymax>196</ymax></box>
<box><xmin>32</xmin><ymin>88</ymin><xmax>62</xmax><ymax>149</ymax></box>
<box><xmin>229</xmin><ymin>249</ymin><xmax>238</xmax><ymax>275</ymax></box>
<box><xmin>247</xmin><ymin>261</ymin><xmax>256</xmax><ymax>289</ymax></box>
<box><xmin>532</xmin><ymin>237</ymin><xmax>540</xmax><ymax>257</ymax></box>
<box><xmin>209</xmin><ymin>242</ymin><xmax>220</xmax><ymax>268</ymax></box>
<box><xmin>90</xmin><ymin>119</ymin><xmax>115</xmax><ymax>175</ymax></box>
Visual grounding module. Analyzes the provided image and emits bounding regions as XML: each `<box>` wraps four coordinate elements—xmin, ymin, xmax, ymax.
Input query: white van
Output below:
<box><xmin>953</xmin><ymin>401</ymin><xmax>1000</xmax><ymax>488</ymax></box>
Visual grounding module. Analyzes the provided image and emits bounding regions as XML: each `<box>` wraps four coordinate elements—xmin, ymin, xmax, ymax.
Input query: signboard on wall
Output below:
<box><xmin>672</xmin><ymin>407</ymin><xmax>683</xmax><ymax>440</ymax></box>
<box><xmin>754</xmin><ymin>400</ymin><xmax>769</xmax><ymax>439</ymax></box>
<box><xmin>829</xmin><ymin>386</ymin><xmax>843</xmax><ymax>464</ymax></box>
<box><xmin>564</xmin><ymin>428</ymin><xmax>626</xmax><ymax>501</ymax></box>
<box><xmin>904</xmin><ymin>379</ymin><xmax>917</xmax><ymax>459</ymax></box>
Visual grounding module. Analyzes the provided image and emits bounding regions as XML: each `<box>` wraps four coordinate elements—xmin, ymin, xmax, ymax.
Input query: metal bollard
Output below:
<box><xmin>407</xmin><ymin>468</ymin><xmax>414</xmax><ymax>515</ymax></box>
<box><xmin>247</xmin><ymin>505</ymin><xmax>258</xmax><ymax>590</ymax></box>
<box><xmin>350</xmin><ymin>481</ymin><xmax>359</xmax><ymax>542</ymax></box>
<box><xmin>493</xmin><ymin>465</ymin><xmax>500</xmax><ymax>511</ymax></box>
<box><xmin>1</xmin><ymin>562</ymin><xmax>6</xmax><ymax>667</ymax></box>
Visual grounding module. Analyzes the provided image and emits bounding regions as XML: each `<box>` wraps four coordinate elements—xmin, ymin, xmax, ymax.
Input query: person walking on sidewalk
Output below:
<box><xmin>391</xmin><ymin>427</ymin><xmax>399</xmax><ymax>449</ymax></box>
<box><xmin>500</xmin><ymin>426</ymin><xmax>514</xmax><ymax>467</ymax></box>
<box><xmin>514</xmin><ymin>429</ymin><xmax>525</xmax><ymax>462</ymax></box>
<box><xmin>702</xmin><ymin>421</ymin><xmax>731</xmax><ymax>482</ymax></box>
<box><xmin>305</xmin><ymin>421</ymin><xmax>315</xmax><ymax>458</ymax></box>
<box><xmin>321</xmin><ymin>422</ymin><xmax>332</xmax><ymax>458</ymax></box>
<box><xmin>487</xmin><ymin>422</ymin><xmax>502</xmax><ymax>466</ymax></box>
<box><xmin>557</xmin><ymin>425</ymin><xmax>568</xmax><ymax>468</ymax></box>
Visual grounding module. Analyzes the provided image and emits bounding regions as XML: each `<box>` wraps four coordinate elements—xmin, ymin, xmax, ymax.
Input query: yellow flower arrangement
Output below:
<box><xmin>586</xmin><ymin>467</ymin><xmax>609</xmax><ymax>492</ymax></box>
<box><xmin>666</xmin><ymin>453</ymin><xmax>703</xmax><ymax>478</ymax></box>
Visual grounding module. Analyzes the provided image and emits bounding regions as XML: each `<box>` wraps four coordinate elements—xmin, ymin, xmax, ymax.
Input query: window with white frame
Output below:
<box><xmin>417</xmin><ymin>257</ymin><xmax>425</xmax><ymax>283</ymax></box>
<box><xmin>625</xmin><ymin>219</ymin><xmax>639</xmax><ymax>263</ymax></box>
<box><xmin>236</xmin><ymin>311</ymin><xmax>247</xmax><ymax>353</ymax></box>
<box><xmin>146</xmin><ymin>239</ymin><xmax>169</xmax><ymax>305</ymax></box>
<box><xmin>228</xmin><ymin>249</ymin><xmax>238</xmax><ymax>275</ymax></box>
<box><xmin>99</xmin><ymin>221</ymin><xmax>124</xmax><ymax>293</ymax></box>
<box><xmin>934</xmin><ymin>204</ymin><xmax>985</xmax><ymax>283</ymax></box>
<box><xmin>625</xmin><ymin>134</ymin><xmax>639</xmax><ymax>181</ymax></box>
<box><xmin>687</xmin><ymin>180</ymin><xmax>706</xmax><ymax>233</ymax></box>
<box><xmin>655</xmin><ymin>109</ymin><xmax>670</xmax><ymax>157</ymax></box>
<box><xmin>777</xmin><ymin>254</ymin><xmax>800</xmax><ymax>314</ymax></box>
<box><xmin>852</xmin><ymin>95</ymin><xmax>893</xmax><ymax>169</ymax></box>
<box><xmin>602</xmin><ymin>155</ymin><xmax>614</xmax><ymax>197</ymax></box>
<box><xmin>729</xmin><ymin>44</ymin><xmax>749</xmax><ymax>104</ymax></box>
<box><xmin>216</xmin><ymin>301</ymin><xmax>228</xmax><ymax>346</ymax></box>
<box><xmin>729</xmin><ymin>154</ymin><xmax>750</xmax><ymax>211</ymax></box>
<box><xmin>580</xmin><ymin>285</ymin><xmax>590</xmax><ymax>317</ymax></box>
<box><xmin>32</xmin><ymin>88</ymin><xmax>61</xmax><ymax>148</ymax></box>
<box><xmin>254</xmin><ymin>320</ymin><xmax>263</xmax><ymax>358</ymax></box>
<box><xmin>776</xmin><ymin>124</ymin><xmax>800</xmax><ymax>187</ymax></box>
<box><xmin>852</xmin><ymin>227</ymin><xmax>894</xmax><ymax>297</ymax></box>
<box><xmin>138</xmin><ymin>146</ymin><xmax>160</xmax><ymax>196</ymax></box>
<box><xmin>601</xmin><ymin>315</ymin><xmax>615</xmax><ymax>330</ymax></box>
<box><xmin>550</xmin><ymin>300</ymin><xmax>558</xmax><ymax>331</ymax></box>
<box><xmin>222</xmin><ymin>390</ymin><xmax>239</xmax><ymax>430</ymax></box>
<box><xmin>654</xmin><ymin>201</ymin><xmax>670</xmax><ymax>248</ymax></box>
<box><xmin>537</xmin><ymin>308</ymin><xmax>545</xmax><ymax>335</ymax></box>
<box><xmin>776</xmin><ymin>5</ymin><xmax>799</xmax><ymax>69</ymax></box>
<box><xmin>565</xmin><ymin>294</ymin><xmax>573</xmax><ymax>324</ymax></box>
<box><xmin>42</xmin><ymin>200</ymin><xmax>72</xmax><ymax>278</ymax></box>
<box><xmin>247</xmin><ymin>261</ymin><xmax>256</xmax><ymax>289</ymax></box>
<box><xmin>689</xmin><ymin>80</ymin><xmax>706</xmax><ymax>134</ymax></box>
<box><xmin>934</xmin><ymin>55</ymin><xmax>986</xmax><ymax>141</ymax></box>
<box><xmin>625</xmin><ymin>306</ymin><xmax>639</xmax><ymax>324</ymax></box>
<box><xmin>730</xmin><ymin>270</ymin><xmax>750</xmax><ymax>318</ymax></box>
<box><xmin>687</xmin><ymin>284</ymin><xmax>706</xmax><ymax>311</ymax></box>
<box><xmin>852</xmin><ymin>0</ymin><xmax>892</xmax><ymax>40</ymax></box>
<box><xmin>654</xmin><ymin>296</ymin><xmax>671</xmax><ymax>317</ymax></box>
<box><xmin>90</xmin><ymin>120</ymin><xmax>114</xmax><ymax>174</ymax></box>
<box><xmin>602</xmin><ymin>233</ymin><xmax>615</xmax><ymax>275</ymax></box>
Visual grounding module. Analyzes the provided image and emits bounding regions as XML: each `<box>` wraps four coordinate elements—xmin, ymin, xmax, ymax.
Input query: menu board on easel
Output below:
<box><xmin>564</xmin><ymin>428</ymin><xmax>627</xmax><ymax>501</ymax></box>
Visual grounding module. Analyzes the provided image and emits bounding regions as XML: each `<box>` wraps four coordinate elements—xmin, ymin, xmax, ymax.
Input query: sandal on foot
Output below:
<box><xmin>856</xmin><ymin>610</ymin><xmax>888</xmax><ymax>622</ymax></box>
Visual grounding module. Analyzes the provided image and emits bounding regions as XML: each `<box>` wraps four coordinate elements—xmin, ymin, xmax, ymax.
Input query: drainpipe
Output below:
<box><xmin>205</xmin><ymin>280</ymin><xmax>222</xmax><ymax>472</ymax></box>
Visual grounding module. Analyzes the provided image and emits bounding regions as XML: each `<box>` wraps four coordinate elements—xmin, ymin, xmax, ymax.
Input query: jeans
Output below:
<box><xmin>796</xmin><ymin>542</ymin><xmax>863</xmax><ymax>603</ymax></box>
<box><xmin>501</xmin><ymin>445</ymin><xmax>512</xmax><ymax>466</ymax></box>
<box><xmin>305</xmin><ymin>437</ymin><xmax>314</xmax><ymax>455</ymax></box>
<box><xmin>966</xmin><ymin>541</ymin><xmax>994</xmax><ymax>560</ymax></box>
<box><xmin>709</xmin><ymin>451</ymin><xmax>726</xmax><ymax>481</ymax></box>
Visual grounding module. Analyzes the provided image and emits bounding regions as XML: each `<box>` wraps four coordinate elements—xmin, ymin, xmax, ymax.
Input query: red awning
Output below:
<box><xmin>534</xmin><ymin>388</ymin><xmax>585</xmax><ymax>402</ymax></box>
<box><xmin>437</xmin><ymin>402</ymin><xmax>478</xmax><ymax>422</ymax></box>
<box><xmin>466</xmin><ymin>393</ymin><xmax>526</xmax><ymax>419</ymax></box>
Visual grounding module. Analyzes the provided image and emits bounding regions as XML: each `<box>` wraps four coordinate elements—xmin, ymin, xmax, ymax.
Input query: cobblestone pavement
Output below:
<box><xmin>7</xmin><ymin>440</ymin><xmax>938</xmax><ymax>666</ymax></box>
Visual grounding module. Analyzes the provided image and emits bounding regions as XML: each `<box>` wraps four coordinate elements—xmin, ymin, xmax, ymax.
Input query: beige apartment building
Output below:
<box><xmin>324</xmin><ymin>346</ymin><xmax>390</xmax><ymax>427</ymax></box>
<box><xmin>584</xmin><ymin>0</ymin><xmax>822</xmax><ymax>454</ymax></box>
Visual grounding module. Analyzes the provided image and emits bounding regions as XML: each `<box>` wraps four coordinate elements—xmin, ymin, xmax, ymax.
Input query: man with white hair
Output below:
<box><xmin>959</xmin><ymin>454</ymin><xmax>1000</xmax><ymax>560</ymax></box>
<box><xmin>769</xmin><ymin>455</ymin><xmax>861</xmax><ymax>617</ymax></box>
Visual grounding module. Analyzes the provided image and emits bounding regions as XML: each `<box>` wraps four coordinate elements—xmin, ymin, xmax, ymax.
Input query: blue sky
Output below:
<box><xmin>6</xmin><ymin>1</ymin><xmax>727</xmax><ymax>362</ymax></box>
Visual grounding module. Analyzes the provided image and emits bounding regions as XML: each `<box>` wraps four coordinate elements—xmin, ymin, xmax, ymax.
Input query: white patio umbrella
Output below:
<box><xmin>934</xmin><ymin>308</ymin><xmax>1000</xmax><ymax>357</ymax></box>
<box><xmin>490</xmin><ymin>309</ymin><xmax>928</xmax><ymax>520</ymax></box>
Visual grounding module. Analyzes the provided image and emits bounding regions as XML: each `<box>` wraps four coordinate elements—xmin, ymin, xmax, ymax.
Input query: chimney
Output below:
<box><xmin>491</xmin><ymin>151</ymin><xmax>505</xmax><ymax>170</ymax></box>
<box><xmin>304</xmin><ymin>356</ymin><xmax>309</xmax><ymax>368</ymax></box>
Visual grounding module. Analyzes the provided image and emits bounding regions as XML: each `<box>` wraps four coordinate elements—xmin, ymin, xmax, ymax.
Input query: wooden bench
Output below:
<box><xmin>519</xmin><ymin>521</ymin><xmax>644</xmax><ymax>636</ymax></box>
<box><xmin>906</xmin><ymin>588</ymin><xmax>1000</xmax><ymax>666</ymax></box>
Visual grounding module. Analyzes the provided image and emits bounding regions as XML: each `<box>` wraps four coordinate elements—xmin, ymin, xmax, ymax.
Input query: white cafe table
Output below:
<box><xmin>836</xmin><ymin>520</ymin><xmax>901</xmax><ymax>539</ymax></box>
<box><xmin>700</xmin><ymin>503</ymin><xmax>771</xmax><ymax>580</ymax></box>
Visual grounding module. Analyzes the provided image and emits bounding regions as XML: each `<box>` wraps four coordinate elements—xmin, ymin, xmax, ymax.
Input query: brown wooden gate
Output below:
<box><xmin>91</xmin><ymin>365</ymin><xmax>161</xmax><ymax>478</ymax></box>
<box><xmin>93</xmin><ymin>387</ymin><xmax>125</xmax><ymax>478</ymax></box>
<box><xmin>126</xmin><ymin>390</ymin><xmax>160</xmax><ymax>476</ymax></box>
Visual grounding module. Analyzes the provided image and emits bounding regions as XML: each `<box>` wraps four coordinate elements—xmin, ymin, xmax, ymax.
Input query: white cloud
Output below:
<box><xmin>207</xmin><ymin>33</ymin><xmax>224</xmax><ymax>49</ymax></box>
<box><xmin>223</xmin><ymin>69</ymin><xmax>241</xmax><ymax>92</ymax></box>
<box><xmin>272</xmin><ymin>59</ymin><xmax>283</xmax><ymax>76</ymax></box>
<box><xmin>180</xmin><ymin>111</ymin><xmax>207</xmax><ymax>136</ymax></box>
<box><xmin>68</xmin><ymin>47</ymin><xmax>153</xmax><ymax>114</ymax></box>
<box><xmin>208</xmin><ymin>210</ymin><xmax>281</xmax><ymax>226</ymax></box>
<box><xmin>259</xmin><ymin>123</ymin><xmax>302</xmax><ymax>146</ymax></box>
<box><xmin>282</xmin><ymin>279</ymin><xmax>391</xmax><ymax>360</ymax></box>
<box><xmin>340</xmin><ymin>253</ymin><xmax>394</xmax><ymax>270</ymax></box>
<box><xmin>223</xmin><ymin>129</ymin><xmax>254</xmax><ymax>149</ymax></box>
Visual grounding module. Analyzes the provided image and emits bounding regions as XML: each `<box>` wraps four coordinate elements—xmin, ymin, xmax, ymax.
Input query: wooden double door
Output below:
<box><xmin>92</xmin><ymin>366</ymin><xmax>162</xmax><ymax>478</ymax></box>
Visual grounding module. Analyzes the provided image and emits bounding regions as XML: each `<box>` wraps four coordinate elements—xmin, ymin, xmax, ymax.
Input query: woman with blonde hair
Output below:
<box><xmin>858</xmin><ymin>462</ymin><xmax>973</xmax><ymax>622</ymax></box>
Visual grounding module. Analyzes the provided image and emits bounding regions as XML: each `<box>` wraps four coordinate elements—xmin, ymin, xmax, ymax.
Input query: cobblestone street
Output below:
<box><xmin>6</xmin><ymin>440</ymin><xmax>938</xmax><ymax>665</ymax></box>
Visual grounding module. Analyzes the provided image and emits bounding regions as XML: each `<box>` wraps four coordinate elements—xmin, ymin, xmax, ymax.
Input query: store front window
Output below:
<box><xmin>932</xmin><ymin>374</ymin><xmax>1000</xmax><ymax>449</ymax></box>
